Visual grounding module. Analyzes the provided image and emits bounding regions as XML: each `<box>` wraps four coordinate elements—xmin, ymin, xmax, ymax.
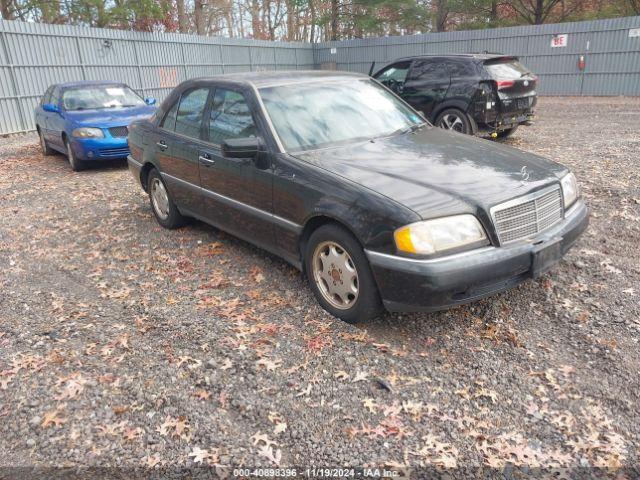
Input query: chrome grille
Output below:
<box><xmin>108</xmin><ymin>126</ymin><xmax>128</xmax><ymax>137</ymax></box>
<box><xmin>492</xmin><ymin>187</ymin><xmax>563</xmax><ymax>244</ymax></box>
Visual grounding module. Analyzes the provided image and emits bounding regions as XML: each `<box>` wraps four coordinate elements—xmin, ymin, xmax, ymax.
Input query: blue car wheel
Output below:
<box><xmin>38</xmin><ymin>129</ymin><xmax>54</xmax><ymax>156</ymax></box>
<box><xmin>65</xmin><ymin>138</ymin><xmax>86</xmax><ymax>172</ymax></box>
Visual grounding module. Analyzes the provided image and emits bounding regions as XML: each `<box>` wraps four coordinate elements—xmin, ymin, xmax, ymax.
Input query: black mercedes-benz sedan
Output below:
<box><xmin>127</xmin><ymin>71</ymin><xmax>588</xmax><ymax>323</ymax></box>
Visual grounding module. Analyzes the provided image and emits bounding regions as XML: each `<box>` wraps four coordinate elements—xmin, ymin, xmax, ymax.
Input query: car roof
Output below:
<box><xmin>54</xmin><ymin>80</ymin><xmax>128</xmax><ymax>90</ymax></box>
<box><xmin>394</xmin><ymin>53</ymin><xmax>514</xmax><ymax>62</ymax></box>
<box><xmin>183</xmin><ymin>70</ymin><xmax>367</xmax><ymax>89</ymax></box>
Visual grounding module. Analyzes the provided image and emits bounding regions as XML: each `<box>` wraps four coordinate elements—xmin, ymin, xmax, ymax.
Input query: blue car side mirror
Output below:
<box><xmin>145</xmin><ymin>97</ymin><xmax>157</xmax><ymax>106</ymax></box>
<box><xmin>43</xmin><ymin>103</ymin><xmax>60</xmax><ymax>113</ymax></box>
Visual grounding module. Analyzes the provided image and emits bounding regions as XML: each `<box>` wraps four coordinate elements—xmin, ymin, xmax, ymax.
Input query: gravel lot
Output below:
<box><xmin>1</xmin><ymin>97</ymin><xmax>639</xmax><ymax>477</ymax></box>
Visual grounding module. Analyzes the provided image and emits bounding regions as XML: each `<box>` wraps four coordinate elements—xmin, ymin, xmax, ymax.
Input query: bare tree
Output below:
<box><xmin>177</xmin><ymin>0</ymin><xmax>189</xmax><ymax>32</ymax></box>
<box><xmin>330</xmin><ymin>0</ymin><xmax>338</xmax><ymax>39</ymax></box>
<box><xmin>507</xmin><ymin>0</ymin><xmax>581</xmax><ymax>24</ymax></box>
<box><xmin>1</xmin><ymin>0</ymin><xmax>14</xmax><ymax>20</ymax></box>
<box><xmin>433</xmin><ymin>0</ymin><xmax>449</xmax><ymax>31</ymax></box>
<box><xmin>194</xmin><ymin>0</ymin><xmax>206</xmax><ymax>34</ymax></box>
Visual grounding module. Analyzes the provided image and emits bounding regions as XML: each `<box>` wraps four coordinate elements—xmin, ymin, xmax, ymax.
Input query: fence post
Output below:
<box><xmin>133</xmin><ymin>40</ymin><xmax>145</xmax><ymax>97</ymax></box>
<box><xmin>0</xmin><ymin>29</ymin><xmax>29</xmax><ymax>133</ymax></box>
<box><xmin>75</xmin><ymin>35</ymin><xmax>87</xmax><ymax>80</ymax></box>
<box><xmin>179</xmin><ymin>40</ymin><xmax>188</xmax><ymax>83</ymax></box>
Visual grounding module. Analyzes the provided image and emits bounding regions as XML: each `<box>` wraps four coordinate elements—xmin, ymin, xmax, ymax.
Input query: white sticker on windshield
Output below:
<box><xmin>106</xmin><ymin>88</ymin><xmax>125</xmax><ymax>96</ymax></box>
<box><xmin>356</xmin><ymin>89</ymin><xmax>395</xmax><ymax>112</ymax></box>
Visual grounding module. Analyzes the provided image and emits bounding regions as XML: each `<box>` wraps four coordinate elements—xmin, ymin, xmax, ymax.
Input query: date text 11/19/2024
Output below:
<box><xmin>232</xmin><ymin>468</ymin><xmax>402</xmax><ymax>478</ymax></box>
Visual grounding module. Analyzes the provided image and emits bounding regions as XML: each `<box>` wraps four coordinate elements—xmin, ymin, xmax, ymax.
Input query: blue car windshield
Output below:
<box><xmin>62</xmin><ymin>86</ymin><xmax>145</xmax><ymax>111</ymax></box>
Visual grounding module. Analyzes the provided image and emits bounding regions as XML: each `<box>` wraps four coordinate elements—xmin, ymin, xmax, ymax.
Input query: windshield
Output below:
<box><xmin>484</xmin><ymin>58</ymin><xmax>532</xmax><ymax>79</ymax></box>
<box><xmin>259</xmin><ymin>79</ymin><xmax>424</xmax><ymax>151</ymax></box>
<box><xmin>62</xmin><ymin>85</ymin><xmax>145</xmax><ymax>111</ymax></box>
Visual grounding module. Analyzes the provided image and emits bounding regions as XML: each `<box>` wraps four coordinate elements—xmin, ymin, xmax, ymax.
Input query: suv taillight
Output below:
<box><xmin>494</xmin><ymin>79</ymin><xmax>515</xmax><ymax>90</ymax></box>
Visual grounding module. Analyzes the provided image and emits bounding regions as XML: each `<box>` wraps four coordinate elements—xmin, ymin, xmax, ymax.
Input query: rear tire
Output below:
<box><xmin>305</xmin><ymin>224</ymin><xmax>383</xmax><ymax>324</ymax></box>
<box><xmin>147</xmin><ymin>169</ymin><xmax>186</xmax><ymax>229</ymax></box>
<box><xmin>435</xmin><ymin>108</ymin><xmax>473</xmax><ymax>135</ymax></box>
<box><xmin>495</xmin><ymin>125</ymin><xmax>519</xmax><ymax>140</ymax></box>
<box><xmin>38</xmin><ymin>128</ymin><xmax>54</xmax><ymax>156</ymax></box>
<box><xmin>65</xmin><ymin>138</ymin><xmax>86</xmax><ymax>171</ymax></box>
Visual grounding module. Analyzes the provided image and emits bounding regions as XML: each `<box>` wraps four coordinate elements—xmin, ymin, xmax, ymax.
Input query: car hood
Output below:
<box><xmin>65</xmin><ymin>105</ymin><xmax>156</xmax><ymax>128</ymax></box>
<box><xmin>292</xmin><ymin>126</ymin><xmax>568</xmax><ymax>219</ymax></box>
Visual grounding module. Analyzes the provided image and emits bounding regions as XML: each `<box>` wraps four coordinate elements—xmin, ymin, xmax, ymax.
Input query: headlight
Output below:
<box><xmin>394</xmin><ymin>214</ymin><xmax>488</xmax><ymax>255</ymax></box>
<box><xmin>560</xmin><ymin>172</ymin><xmax>579</xmax><ymax>208</ymax></box>
<box><xmin>72</xmin><ymin>127</ymin><xmax>104</xmax><ymax>138</ymax></box>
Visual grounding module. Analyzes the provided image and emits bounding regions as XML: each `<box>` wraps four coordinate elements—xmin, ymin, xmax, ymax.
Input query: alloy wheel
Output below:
<box><xmin>438</xmin><ymin>113</ymin><xmax>465</xmax><ymax>133</ymax></box>
<box><xmin>150</xmin><ymin>177</ymin><xmax>170</xmax><ymax>220</ymax></box>
<box><xmin>312</xmin><ymin>241</ymin><xmax>359</xmax><ymax>310</ymax></box>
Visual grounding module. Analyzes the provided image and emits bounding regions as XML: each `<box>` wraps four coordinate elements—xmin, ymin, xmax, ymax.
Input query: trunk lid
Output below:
<box><xmin>483</xmin><ymin>57</ymin><xmax>537</xmax><ymax>113</ymax></box>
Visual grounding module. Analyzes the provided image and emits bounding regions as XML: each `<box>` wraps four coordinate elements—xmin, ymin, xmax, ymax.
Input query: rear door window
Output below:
<box><xmin>161</xmin><ymin>101</ymin><xmax>179</xmax><ymax>131</ymax></box>
<box><xmin>444</xmin><ymin>59</ymin><xmax>477</xmax><ymax>78</ymax></box>
<box><xmin>408</xmin><ymin>58</ymin><xmax>445</xmax><ymax>82</ymax></box>
<box><xmin>173</xmin><ymin>88</ymin><xmax>210</xmax><ymax>139</ymax></box>
<box><xmin>484</xmin><ymin>58</ymin><xmax>531</xmax><ymax>80</ymax></box>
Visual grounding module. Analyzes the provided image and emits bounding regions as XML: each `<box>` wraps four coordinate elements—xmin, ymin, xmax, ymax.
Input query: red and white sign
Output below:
<box><xmin>551</xmin><ymin>34</ymin><xmax>568</xmax><ymax>48</ymax></box>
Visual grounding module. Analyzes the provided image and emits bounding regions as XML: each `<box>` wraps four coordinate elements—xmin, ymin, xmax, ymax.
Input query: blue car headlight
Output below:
<box><xmin>72</xmin><ymin>127</ymin><xmax>104</xmax><ymax>138</ymax></box>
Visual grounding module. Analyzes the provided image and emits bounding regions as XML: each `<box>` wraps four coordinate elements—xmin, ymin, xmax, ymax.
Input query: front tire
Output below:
<box><xmin>305</xmin><ymin>224</ymin><xmax>383</xmax><ymax>324</ymax></box>
<box><xmin>65</xmin><ymin>138</ymin><xmax>86</xmax><ymax>171</ymax></box>
<box><xmin>147</xmin><ymin>169</ymin><xmax>186</xmax><ymax>229</ymax></box>
<box><xmin>435</xmin><ymin>108</ymin><xmax>473</xmax><ymax>135</ymax></box>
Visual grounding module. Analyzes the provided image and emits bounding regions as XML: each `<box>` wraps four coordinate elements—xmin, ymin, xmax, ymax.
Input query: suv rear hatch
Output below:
<box><xmin>483</xmin><ymin>57</ymin><xmax>537</xmax><ymax>114</ymax></box>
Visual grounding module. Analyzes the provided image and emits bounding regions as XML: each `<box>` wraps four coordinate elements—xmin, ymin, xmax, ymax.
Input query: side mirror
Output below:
<box><xmin>145</xmin><ymin>97</ymin><xmax>157</xmax><ymax>106</ymax></box>
<box><xmin>221</xmin><ymin>137</ymin><xmax>262</xmax><ymax>159</ymax></box>
<box><xmin>43</xmin><ymin>103</ymin><xmax>60</xmax><ymax>113</ymax></box>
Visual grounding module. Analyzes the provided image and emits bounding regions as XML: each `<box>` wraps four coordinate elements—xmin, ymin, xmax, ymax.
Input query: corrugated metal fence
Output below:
<box><xmin>0</xmin><ymin>20</ymin><xmax>314</xmax><ymax>134</ymax></box>
<box><xmin>315</xmin><ymin>16</ymin><xmax>640</xmax><ymax>97</ymax></box>
<box><xmin>1</xmin><ymin>16</ymin><xmax>639</xmax><ymax>134</ymax></box>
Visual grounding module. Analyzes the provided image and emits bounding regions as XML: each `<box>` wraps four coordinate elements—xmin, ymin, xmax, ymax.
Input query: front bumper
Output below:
<box><xmin>70</xmin><ymin>136</ymin><xmax>130</xmax><ymax>161</ymax></box>
<box><xmin>366</xmin><ymin>200</ymin><xmax>589</xmax><ymax>313</ymax></box>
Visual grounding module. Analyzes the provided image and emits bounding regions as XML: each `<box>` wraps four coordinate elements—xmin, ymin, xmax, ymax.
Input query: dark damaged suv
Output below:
<box><xmin>373</xmin><ymin>54</ymin><xmax>537</xmax><ymax>138</ymax></box>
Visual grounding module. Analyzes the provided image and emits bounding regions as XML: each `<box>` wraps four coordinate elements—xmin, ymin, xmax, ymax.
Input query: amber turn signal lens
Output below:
<box><xmin>394</xmin><ymin>227</ymin><xmax>416</xmax><ymax>254</ymax></box>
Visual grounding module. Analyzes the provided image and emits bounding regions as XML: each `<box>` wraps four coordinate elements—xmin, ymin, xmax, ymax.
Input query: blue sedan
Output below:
<box><xmin>34</xmin><ymin>81</ymin><xmax>157</xmax><ymax>171</ymax></box>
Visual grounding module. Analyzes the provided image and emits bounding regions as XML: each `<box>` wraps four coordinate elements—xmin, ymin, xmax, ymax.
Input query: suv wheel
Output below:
<box><xmin>65</xmin><ymin>138</ymin><xmax>86</xmax><ymax>171</ymax></box>
<box><xmin>305</xmin><ymin>224</ymin><xmax>383</xmax><ymax>324</ymax></box>
<box><xmin>147</xmin><ymin>169</ymin><xmax>186</xmax><ymax>229</ymax></box>
<box><xmin>435</xmin><ymin>109</ymin><xmax>472</xmax><ymax>134</ymax></box>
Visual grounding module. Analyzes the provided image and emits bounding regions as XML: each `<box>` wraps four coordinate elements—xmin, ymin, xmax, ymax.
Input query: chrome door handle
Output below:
<box><xmin>156</xmin><ymin>141</ymin><xmax>168</xmax><ymax>151</ymax></box>
<box><xmin>199</xmin><ymin>155</ymin><xmax>215</xmax><ymax>166</ymax></box>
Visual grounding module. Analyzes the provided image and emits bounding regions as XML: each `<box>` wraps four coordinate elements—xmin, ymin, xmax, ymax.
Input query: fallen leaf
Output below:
<box><xmin>352</xmin><ymin>371</ymin><xmax>368</xmax><ymax>383</ymax></box>
<box><xmin>362</xmin><ymin>398</ymin><xmax>378</xmax><ymax>413</ymax></box>
<box><xmin>41</xmin><ymin>409</ymin><xmax>67</xmax><ymax>428</ymax></box>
